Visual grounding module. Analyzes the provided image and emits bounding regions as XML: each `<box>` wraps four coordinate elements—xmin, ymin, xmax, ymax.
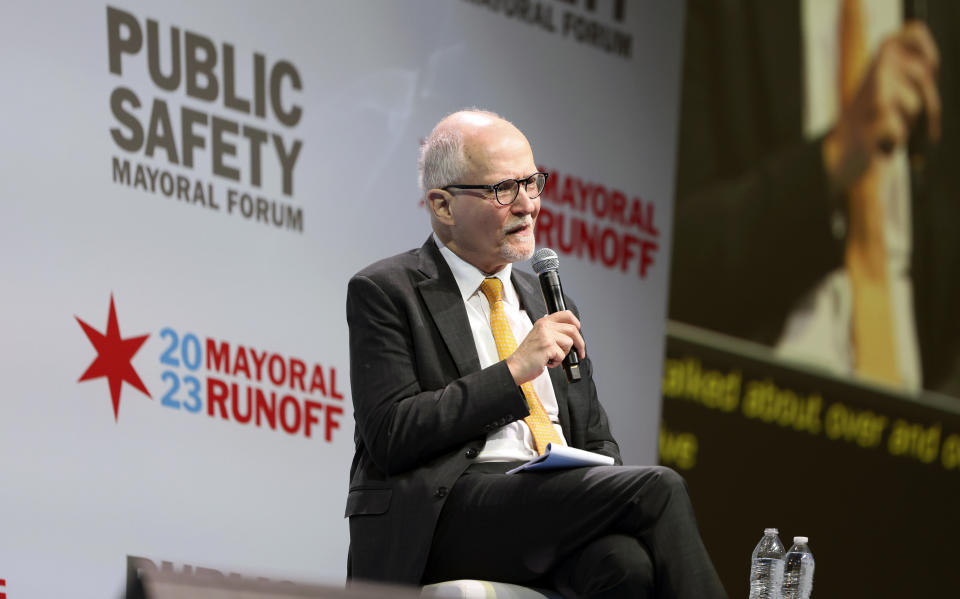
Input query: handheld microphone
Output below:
<box><xmin>531</xmin><ymin>248</ymin><xmax>581</xmax><ymax>383</ymax></box>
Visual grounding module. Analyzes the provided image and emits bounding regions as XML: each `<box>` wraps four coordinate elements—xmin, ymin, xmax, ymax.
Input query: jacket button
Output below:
<box><xmin>434</xmin><ymin>486</ymin><xmax>448</xmax><ymax>498</ymax></box>
<box><xmin>465</xmin><ymin>447</ymin><xmax>479</xmax><ymax>459</ymax></box>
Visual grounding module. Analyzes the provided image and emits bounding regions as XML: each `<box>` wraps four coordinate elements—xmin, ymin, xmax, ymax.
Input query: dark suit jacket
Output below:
<box><xmin>344</xmin><ymin>237</ymin><xmax>622</xmax><ymax>585</ymax></box>
<box><xmin>669</xmin><ymin>0</ymin><xmax>960</xmax><ymax>391</ymax></box>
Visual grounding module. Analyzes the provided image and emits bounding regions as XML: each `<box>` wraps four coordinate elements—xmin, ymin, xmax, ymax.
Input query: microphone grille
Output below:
<box><xmin>531</xmin><ymin>248</ymin><xmax>559</xmax><ymax>274</ymax></box>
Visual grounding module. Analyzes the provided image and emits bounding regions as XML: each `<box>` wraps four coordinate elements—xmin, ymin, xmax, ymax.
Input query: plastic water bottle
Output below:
<box><xmin>782</xmin><ymin>536</ymin><xmax>814</xmax><ymax>599</ymax></box>
<box><xmin>749</xmin><ymin>528</ymin><xmax>785</xmax><ymax>599</ymax></box>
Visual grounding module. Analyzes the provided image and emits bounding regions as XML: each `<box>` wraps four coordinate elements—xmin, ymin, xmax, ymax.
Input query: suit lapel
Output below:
<box><xmin>512</xmin><ymin>271</ymin><xmax>573</xmax><ymax>437</ymax></box>
<box><xmin>415</xmin><ymin>240</ymin><xmax>574</xmax><ymax>436</ymax></box>
<box><xmin>512</xmin><ymin>272</ymin><xmax>546</xmax><ymax>321</ymax></box>
<box><xmin>416</xmin><ymin>238</ymin><xmax>482</xmax><ymax>377</ymax></box>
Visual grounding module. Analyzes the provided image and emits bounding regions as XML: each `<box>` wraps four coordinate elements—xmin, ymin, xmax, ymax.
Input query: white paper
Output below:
<box><xmin>505</xmin><ymin>443</ymin><xmax>615</xmax><ymax>474</ymax></box>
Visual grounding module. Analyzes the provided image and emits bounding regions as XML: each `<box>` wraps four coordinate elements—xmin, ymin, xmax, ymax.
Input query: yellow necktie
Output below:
<box><xmin>479</xmin><ymin>277</ymin><xmax>564</xmax><ymax>455</ymax></box>
<box><xmin>840</xmin><ymin>0</ymin><xmax>901</xmax><ymax>385</ymax></box>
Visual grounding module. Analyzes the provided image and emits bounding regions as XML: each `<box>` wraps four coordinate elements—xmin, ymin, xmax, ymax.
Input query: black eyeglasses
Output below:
<box><xmin>443</xmin><ymin>172</ymin><xmax>549</xmax><ymax>206</ymax></box>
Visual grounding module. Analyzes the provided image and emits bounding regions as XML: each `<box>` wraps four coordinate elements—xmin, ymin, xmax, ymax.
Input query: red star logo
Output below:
<box><xmin>76</xmin><ymin>294</ymin><xmax>151</xmax><ymax>421</ymax></box>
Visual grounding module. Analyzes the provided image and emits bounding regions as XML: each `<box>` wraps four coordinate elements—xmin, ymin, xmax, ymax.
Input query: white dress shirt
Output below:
<box><xmin>434</xmin><ymin>233</ymin><xmax>568</xmax><ymax>462</ymax></box>
<box><xmin>776</xmin><ymin>0</ymin><xmax>921</xmax><ymax>390</ymax></box>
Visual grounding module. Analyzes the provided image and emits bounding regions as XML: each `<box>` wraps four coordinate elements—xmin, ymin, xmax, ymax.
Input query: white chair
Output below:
<box><xmin>421</xmin><ymin>580</ymin><xmax>562</xmax><ymax>599</ymax></box>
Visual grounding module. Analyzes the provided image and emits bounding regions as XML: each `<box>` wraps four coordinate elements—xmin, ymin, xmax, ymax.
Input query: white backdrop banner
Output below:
<box><xmin>0</xmin><ymin>0</ymin><xmax>684</xmax><ymax>596</ymax></box>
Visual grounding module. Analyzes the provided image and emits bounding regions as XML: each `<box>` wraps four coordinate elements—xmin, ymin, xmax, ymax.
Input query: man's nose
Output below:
<box><xmin>511</xmin><ymin>186</ymin><xmax>538</xmax><ymax>214</ymax></box>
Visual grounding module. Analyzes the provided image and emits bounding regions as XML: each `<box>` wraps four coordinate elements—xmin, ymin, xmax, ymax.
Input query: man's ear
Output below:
<box><xmin>428</xmin><ymin>189</ymin><xmax>455</xmax><ymax>225</ymax></box>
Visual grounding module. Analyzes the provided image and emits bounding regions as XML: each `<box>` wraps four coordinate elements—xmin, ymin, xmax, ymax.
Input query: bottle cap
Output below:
<box><xmin>794</xmin><ymin>536</ymin><xmax>808</xmax><ymax>544</ymax></box>
<box><xmin>764</xmin><ymin>528</ymin><xmax>779</xmax><ymax>535</ymax></box>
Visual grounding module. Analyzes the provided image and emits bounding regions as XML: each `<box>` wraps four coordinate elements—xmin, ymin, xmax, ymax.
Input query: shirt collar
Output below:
<box><xmin>433</xmin><ymin>233</ymin><xmax>517</xmax><ymax>305</ymax></box>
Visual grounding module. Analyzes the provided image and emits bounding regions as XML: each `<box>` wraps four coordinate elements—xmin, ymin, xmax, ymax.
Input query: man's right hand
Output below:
<box><xmin>823</xmin><ymin>21</ymin><xmax>941</xmax><ymax>195</ymax></box>
<box><xmin>506</xmin><ymin>310</ymin><xmax>586</xmax><ymax>385</ymax></box>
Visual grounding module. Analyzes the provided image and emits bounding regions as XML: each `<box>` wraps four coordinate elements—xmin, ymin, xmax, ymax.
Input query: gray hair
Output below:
<box><xmin>418</xmin><ymin>108</ymin><xmax>504</xmax><ymax>193</ymax></box>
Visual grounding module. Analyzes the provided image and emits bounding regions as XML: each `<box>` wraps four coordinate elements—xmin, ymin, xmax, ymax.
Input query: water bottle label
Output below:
<box><xmin>749</xmin><ymin>557</ymin><xmax>785</xmax><ymax>599</ymax></box>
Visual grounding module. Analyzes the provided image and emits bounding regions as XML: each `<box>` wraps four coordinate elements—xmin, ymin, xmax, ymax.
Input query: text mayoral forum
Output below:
<box><xmin>106</xmin><ymin>7</ymin><xmax>304</xmax><ymax>228</ymax></box>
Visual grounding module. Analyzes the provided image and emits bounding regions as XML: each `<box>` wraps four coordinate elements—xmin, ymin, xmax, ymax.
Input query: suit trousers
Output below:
<box><xmin>421</xmin><ymin>463</ymin><xmax>727</xmax><ymax>599</ymax></box>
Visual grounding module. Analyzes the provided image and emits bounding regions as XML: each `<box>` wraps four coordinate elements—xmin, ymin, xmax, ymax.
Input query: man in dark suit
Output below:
<box><xmin>670</xmin><ymin>0</ymin><xmax>960</xmax><ymax>393</ymax></box>
<box><xmin>345</xmin><ymin>110</ymin><xmax>727</xmax><ymax>598</ymax></box>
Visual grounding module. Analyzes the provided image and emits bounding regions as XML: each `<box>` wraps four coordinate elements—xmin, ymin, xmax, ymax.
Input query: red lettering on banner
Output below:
<box><xmin>600</xmin><ymin>228</ymin><xmax>618</xmax><ymax>267</ymax></box>
<box><xmin>290</xmin><ymin>358</ymin><xmax>307</xmax><ymax>391</ymax></box>
<box><xmin>622</xmin><ymin>234</ymin><xmax>639</xmax><ymax>272</ymax></box>
<box><xmin>268</xmin><ymin>354</ymin><xmax>285</xmax><ymax>385</ymax></box>
<box><xmin>326</xmin><ymin>404</ymin><xmax>343</xmax><ymax>440</ymax></box>
<box><xmin>540</xmin><ymin>167</ymin><xmax>659</xmax><ymax>233</ymax></box>
<box><xmin>310</xmin><ymin>365</ymin><xmax>327</xmax><ymax>395</ymax></box>
<box><xmin>250</xmin><ymin>348</ymin><xmax>268</xmax><ymax>381</ymax></box>
<box><xmin>581</xmin><ymin>219</ymin><xmax>600</xmax><ymax>260</ymax></box>
<box><xmin>610</xmin><ymin>190</ymin><xmax>627</xmax><ymax>224</ymax></box>
<box><xmin>576</xmin><ymin>179</ymin><xmax>593</xmax><ymax>212</ymax></box>
<box><xmin>232</xmin><ymin>386</ymin><xmax>253</xmax><ymax>423</ymax></box>
<box><xmin>279</xmin><ymin>395</ymin><xmax>300</xmax><ymax>433</ymax></box>
<box><xmin>207</xmin><ymin>338</ymin><xmax>230</xmax><ymax>372</ymax></box>
<box><xmin>255</xmin><ymin>388</ymin><xmax>277</xmax><ymax>429</ymax></box>
<box><xmin>558</xmin><ymin>176</ymin><xmax>575</xmax><ymax>208</ymax></box>
<box><xmin>304</xmin><ymin>401</ymin><xmax>342</xmax><ymax>440</ymax></box>
<box><xmin>203</xmin><ymin>337</ymin><xmax>344</xmax><ymax>439</ymax></box>
<box><xmin>592</xmin><ymin>185</ymin><xmax>610</xmax><ymax>219</ymax></box>
<box><xmin>537</xmin><ymin>207</ymin><xmax>659</xmax><ymax>278</ymax></box>
<box><xmin>1</xmin><ymin>577</ymin><xmax>6</xmax><ymax>599</ymax></box>
<box><xmin>233</xmin><ymin>346</ymin><xmax>251</xmax><ymax>379</ymax></box>
<box><xmin>538</xmin><ymin>210</ymin><xmax>559</xmax><ymax>251</ymax></box>
<box><xmin>638</xmin><ymin>238</ymin><xmax>657</xmax><ymax>278</ymax></box>
<box><xmin>205</xmin><ymin>375</ymin><xmax>341</xmax><ymax>440</ymax></box>
<box><xmin>627</xmin><ymin>199</ymin><xmax>658</xmax><ymax>235</ymax></box>
<box><xmin>207</xmin><ymin>376</ymin><xmax>229</xmax><ymax>418</ymax></box>
<box><xmin>205</xmin><ymin>337</ymin><xmax>340</xmax><ymax>397</ymax></box>
<box><xmin>305</xmin><ymin>400</ymin><xmax>323</xmax><ymax>438</ymax></box>
<box><xmin>536</xmin><ymin>165</ymin><xmax>659</xmax><ymax>278</ymax></box>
